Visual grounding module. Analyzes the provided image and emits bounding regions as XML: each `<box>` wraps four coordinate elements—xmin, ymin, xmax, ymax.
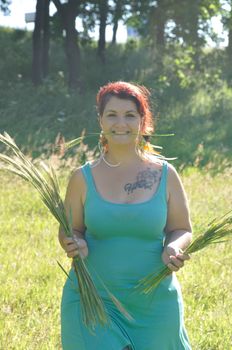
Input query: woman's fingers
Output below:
<box><xmin>73</xmin><ymin>237</ymin><xmax>87</xmax><ymax>249</ymax></box>
<box><xmin>177</xmin><ymin>253</ymin><xmax>191</xmax><ymax>261</ymax></box>
<box><xmin>164</xmin><ymin>247</ymin><xmax>190</xmax><ymax>272</ymax></box>
<box><xmin>63</xmin><ymin>237</ymin><xmax>74</xmax><ymax>244</ymax></box>
<box><xmin>172</xmin><ymin>256</ymin><xmax>184</xmax><ymax>267</ymax></box>
<box><xmin>67</xmin><ymin>249</ymin><xmax>79</xmax><ymax>258</ymax></box>
<box><xmin>167</xmin><ymin>262</ymin><xmax>179</xmax><ymax>272</ymax></box>
<box><xmin>167</xmin><ymin>255</ymin><xmax>187</xmax><ymax>271</ymax></box>
<box><xmin>63</xmin><ymin>237</ymin><xmax>88</xmax><ymax>258</ymax></box>
<box><xmin>177</xmin><ymin>248</ymin><xmax>191</xmax><ymax>260</ymax></box>
<box><xmin>73</xmin><ymin>237</ymin><xmax>88</xmax><ymax>257</ymax></box>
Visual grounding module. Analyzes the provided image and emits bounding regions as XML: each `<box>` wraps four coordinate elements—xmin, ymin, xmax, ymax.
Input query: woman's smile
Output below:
<box><xmin>111</xmin><ymin>130</ymin><xmax>131</xmax><ymax>137</ymax></box>
<box><xmin>111</xmin><ymin>131</ymin><xmax>130</xmax><ymax>134</ymax></box>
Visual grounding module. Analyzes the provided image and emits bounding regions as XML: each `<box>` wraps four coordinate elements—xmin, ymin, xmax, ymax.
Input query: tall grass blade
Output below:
<box><xmin>135</xmin><ymin>211</ymin><xmax>232</xmax><ymax>294</ymax></box>
<box><xmin>0</xmin><ymin>132</ymin><xmax>131</xmax><ymax>329</ymax></box>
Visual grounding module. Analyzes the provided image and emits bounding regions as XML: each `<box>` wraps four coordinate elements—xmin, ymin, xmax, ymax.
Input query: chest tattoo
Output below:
<box><xmin>124</xmin><ymin>167</ymin><xmax>161</xmax><ymax>195</ymax></box>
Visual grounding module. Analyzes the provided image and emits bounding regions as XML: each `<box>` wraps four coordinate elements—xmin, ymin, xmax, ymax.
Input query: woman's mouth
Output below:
<box><xmin>111</xmin><ymin>131</ymin><xmax>130</xmax><ymax>135</ymax></box>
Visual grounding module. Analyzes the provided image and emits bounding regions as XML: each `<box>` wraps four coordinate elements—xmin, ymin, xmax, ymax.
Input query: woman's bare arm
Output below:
<box><xmin>58</xmin><ymin>168</ymin><xmax>88</xmax><ymax>258</ymax></box>
<box><xmin>162</xmin><ymin>163</ymin><xmax>192</xmax><ymax>271</ymax></box>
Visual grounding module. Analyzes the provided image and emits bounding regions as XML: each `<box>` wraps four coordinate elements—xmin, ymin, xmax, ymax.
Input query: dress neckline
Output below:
<box><xmin>85</xmin><ymin>161</ymin><xmax>167</xmax><ymax>206</ymax></box>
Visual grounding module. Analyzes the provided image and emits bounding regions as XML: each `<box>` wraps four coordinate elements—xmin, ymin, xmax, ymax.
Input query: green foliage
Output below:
<box><xmin>0</xmin><ymin>27</ymin><xmax>32</xmax><ymax>81</ymax></box>
<box><xmin>0</xmin><ymin>28</ymin><xmax>232</xmax><ymax>169</ymax></box>
<box><xmin>126</xmin><ymin>0</ymin><xmax>224</xmax><ymax>47</ymax></box>
<box><xmin>0</xmin><ymin>0</ymin><xmax>11</xmax><ymax>15</ymax></box>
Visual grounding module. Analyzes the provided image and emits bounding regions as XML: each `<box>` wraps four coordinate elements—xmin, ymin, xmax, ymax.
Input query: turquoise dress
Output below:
<box><xmin>61</xmin><ymin>161</ymin><xmax>192</xmax><ymax>350</ymax></box>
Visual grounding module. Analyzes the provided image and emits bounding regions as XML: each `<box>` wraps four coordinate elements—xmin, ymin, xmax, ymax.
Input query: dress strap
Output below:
<box><xmin>81</xmin><ymin>162</ymin><xmax>96</xmax><ymax>195</ymax></box>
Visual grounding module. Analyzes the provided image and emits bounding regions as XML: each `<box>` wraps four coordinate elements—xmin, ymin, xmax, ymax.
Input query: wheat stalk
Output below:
<box><xmin>135</xmin><ymin>211</ymin><xmax>232</xmax><ymax>294</ymax></box>
<box><xmin>0</xmin><ymin>132</ymin><xmax>132</xmax><ymax>330</ymax></box>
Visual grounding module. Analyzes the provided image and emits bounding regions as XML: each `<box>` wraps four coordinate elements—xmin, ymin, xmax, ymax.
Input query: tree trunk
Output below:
<box><xmin>64</xmin><ymin>5</ymin><xmax>80</xmax><ymax>88</ymax></box>
<box><xmin>226</xmin><ymin>4</ymin><xmax>232</xmax><ymax>85</ymax></box>
<box><xmin>98</xmin><ymin>0</ymin><xmax>108</xmax><ymax>62</ymax></box>
<box><xmin>149</xmin><ymin>1</ymin><xmax>166</xmax><ymax>50</ymax></box>
<box><xmin>112</xmin><ymin>20</ymin><xmax>118</xmax><ymax>44</ymax></box>
<box><xmin>156</xmin><ymin>0</ymin><xmax>165</xmax><ymax>47</ymax></box>
<box><xmin>228</xmin><ymin>27</ymin><xmax>232</xmax><ymax>58</ymax></box>
<box><xmin>156</xmin><ymin>16</ymin><xmax>165</xmax><ymax>47</ymax></box>
<box><xmin>53</xmin><ymin>0</ymin><xmax>81</xmax><ymax>89</ymax></box>
<box><xmin>32</xmin><ymin>0</ymin><xmax>50</xmax><ymax>85</ymax></box>
<box><xmin>184</xmin><ymin>0</ymin><xmax>200</xmax><ymax>68</ymax></box>
<box><xmin>227</xmin><ymin>4</ymin><xmax>232</xmax><ymax>60</ymax></box>
<box><xmin>189</xmin><ymin>1</ymin><xmax>200</xmax><ymax>48</ymax></box>
<box><xmin>32</xmin><ymin>0</ymin><xmax>44</xmax><ymax>85</ymax></box>
<box><xmin>111</xmin><ymin>0</ymin><xmax>122</xmax><ymax>44</ymax></box>
<box><xmin>42</xmin><ymin>0</ymin><xmax>50</xmax><ymax>78</ymax></box>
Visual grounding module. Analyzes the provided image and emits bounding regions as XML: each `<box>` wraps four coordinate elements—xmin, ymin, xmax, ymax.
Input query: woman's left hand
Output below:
<box><xmin>161</xmin><ymin>245</ymin><xmax>190</xmax><ymax>272</ymax></box>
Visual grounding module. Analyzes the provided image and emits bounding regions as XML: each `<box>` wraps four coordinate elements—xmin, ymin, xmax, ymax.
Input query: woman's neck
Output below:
<box><xmin>103</xmin><ymin>143</ymin><xmax>141</xmax><ymax>166</ymax></box>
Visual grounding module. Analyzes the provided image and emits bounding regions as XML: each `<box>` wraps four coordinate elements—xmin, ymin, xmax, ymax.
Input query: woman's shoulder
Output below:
<box><xmin>164</xmin><ymin>161</ymin><xmax>185</xmax><ymax>195</ymax></box>
<box><xmin>71</xmin><ymin>160</ymin><xmax>94</xmax><ymax>175</ymax></box>
<box><xmin>144</xmin><ymin>155</ymin><xmax>170</xmax><ymax>171</ymax></box>
<box><xmin>150</xmin><ymin>157</ymin><xmax>176</xmax><ymax>172</ymax></box>
<box><xmin>147</xmin><ymin>157</ymin><xmax>181</xmax><ymax>186</ymax></box>
<box><xmin>165</xmin><ymin>161</ymin><xmax>181</xmax><ymax>179</ymax></box>
<box><xmin>64</xmin><ymin>165</ymin><xmax>88</xmax><ymax>207</ymax></box>
<box><xmin>67</xmin><ymin>163</ymin><xmax>88</xmax><ymax>189</ymax></box>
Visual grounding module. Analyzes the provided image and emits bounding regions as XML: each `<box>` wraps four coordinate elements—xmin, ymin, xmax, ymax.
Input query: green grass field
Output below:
<box><xmin>0</xmin><ymin>166</ymin><xmax>232</xmax><ymax>350</ymax></box>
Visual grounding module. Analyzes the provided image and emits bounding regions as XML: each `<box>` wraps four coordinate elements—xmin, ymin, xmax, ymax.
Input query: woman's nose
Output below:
<box><xmin>114</xmin><ymin>116</ymin><xmax>127</xmax><ymax>125</ymax></box>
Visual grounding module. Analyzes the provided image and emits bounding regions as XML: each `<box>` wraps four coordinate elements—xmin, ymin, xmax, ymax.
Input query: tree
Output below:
<box><xmin>221</xmin><ymin>0</ymin><xmax>232</xmax><ymax>82</ymax></box>
<box><xmin>171</xmin><ymin>0</ymin><xmax>222</xmax><ymax>47</ymax></box>
<box><xmin>149</xmin><ymin>0</ymin><xmax>172</xmax><ymax>48</ymax></box>
<box><xmin>32</xmin><ymin>0</ymin><xmax>50</xmax><ymax>85</ymax></box>
<box><xmin>228</xmin><ymin>6</ymin><xmax>232</xmax><ymax>59</ymax></box>
<box><xmin>222</xmin><ymin>0</ymin><xmax>232</xmax><ymax>59</ymax></box>
<box><xmin>85</xmin><ymin>0</ymin><xmax>109</xmax><ymax>62</ymax></box>
<box><xmin>53</xmin><ymin>0</ymin><xmax>81</xmax><ymax>89</ymax></box>
<box><xmin>97</xmin><ymin>0</ymin><xmax>108</xmax><ymax>62</ymax></box>
<box><xmin>127</xmin><ymin>0</ymin><xmax>172</xmax><ymax>47</ymax></box>
<box><xmin>111</xmin><ymin>0</ymin><xmax>125</xmax><ymax>44</ymax></box>
<box><xmin>0</xmin><ymin>0</ymin><xmax>11</xmax><ymax>15</ymax></box>
<box><xmin>128</xmin><ymin>0</ymin><xmax>222</xmax><ymax>50</ymax></box>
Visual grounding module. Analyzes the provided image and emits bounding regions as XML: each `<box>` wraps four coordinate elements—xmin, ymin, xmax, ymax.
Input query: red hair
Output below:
<box><xmin>96</xmin><ymin>81</ymin><xmax>154</xmax><ymax>135</ymax></box>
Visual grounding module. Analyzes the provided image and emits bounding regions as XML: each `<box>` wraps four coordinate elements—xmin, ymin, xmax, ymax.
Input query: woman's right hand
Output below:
<box><xmin>62</xmin><ymin>236</ymin><xmax>89</xmax><ymax>259</ymax></box>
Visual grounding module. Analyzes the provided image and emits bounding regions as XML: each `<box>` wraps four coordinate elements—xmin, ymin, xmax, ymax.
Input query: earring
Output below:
<box><xmin>98</xmin><ymin>131</ymin><xmax>108</xmax><ymax>155</ymax></box>
<box><xmin>135</xmin><ymin>134</ymin><xmax>146</xmax><ymax>157</ymax></box>
<box><xmin>136</xmin><ymin>134</ymin><xmax>157</xmax><ymax>158</ymax></box>
<box><xmin>97</xmin><ymin>131</ymin><xmax>121</xmax><ymax>167</ymax></box>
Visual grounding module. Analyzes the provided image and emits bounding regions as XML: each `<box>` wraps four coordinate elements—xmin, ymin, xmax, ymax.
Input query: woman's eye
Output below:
<box><xmin>126</xmin><ymin>114</ymin><xmax>135</xmax><ymax>118</ymax></box>
<box><xmin>107</xmin><ymin>114</ymin><xmax>116</xmax><ymax>117</ymax></box>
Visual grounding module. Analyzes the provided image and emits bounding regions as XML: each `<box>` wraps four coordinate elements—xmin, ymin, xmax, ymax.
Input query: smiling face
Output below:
<box><xmin>100</xmin><ymin>96</ymin><xmax>142</xmax><ymax>146</ymax></box>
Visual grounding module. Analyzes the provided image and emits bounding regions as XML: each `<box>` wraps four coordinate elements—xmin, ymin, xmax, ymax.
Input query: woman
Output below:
<box><xmin>59</xmin><ymin>81</ymin><xmax>192</xmax><ymax>350</ymax></box>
